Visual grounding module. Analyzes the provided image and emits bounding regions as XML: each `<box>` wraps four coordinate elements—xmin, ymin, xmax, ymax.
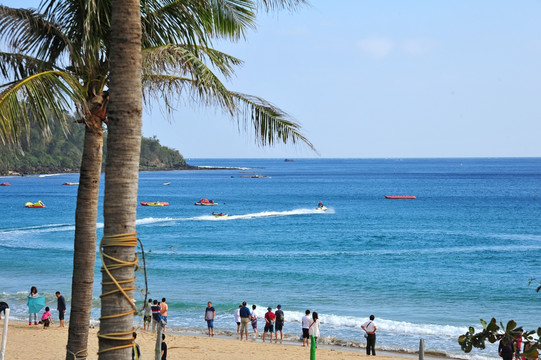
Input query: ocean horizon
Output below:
<box><xmin>1</xmin><ymin>157</ymin><xmax>540</xmax><ymax>359</ymax></box>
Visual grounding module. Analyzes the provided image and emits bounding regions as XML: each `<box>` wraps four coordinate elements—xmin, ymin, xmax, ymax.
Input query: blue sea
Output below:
<box><xmin>1</xmin><ymin>158</ymin><xmax>540</xmax><ymax>359</ymax></box>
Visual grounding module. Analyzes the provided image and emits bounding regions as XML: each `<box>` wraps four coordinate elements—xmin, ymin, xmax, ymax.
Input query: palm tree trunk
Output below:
<box><xmin>66</xmin><ymin>123</ymin><xmax>103</xmax><ymax>360</ymax></box>
<box><xmin>98</xmin><ymin>0</ymin><xmax>142</xmax><ymax>359</ymax></box>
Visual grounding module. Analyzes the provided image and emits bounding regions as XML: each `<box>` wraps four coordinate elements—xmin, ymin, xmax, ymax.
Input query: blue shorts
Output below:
<box><xmin>161</xmin><ymin>316</ymin><xmax>167</xmax><ymax>323</ymax></box>
<box><xmin>207</xmin><ymin>320</ymin><xmax>214</xmax><ymax>329</ymax></box>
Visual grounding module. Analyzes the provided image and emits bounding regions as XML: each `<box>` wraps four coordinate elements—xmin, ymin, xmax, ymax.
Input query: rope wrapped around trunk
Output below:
<box><xmin>97</xmin><ymin>232</ymin><xmax>139</xmax><ymax>354</ymax></box>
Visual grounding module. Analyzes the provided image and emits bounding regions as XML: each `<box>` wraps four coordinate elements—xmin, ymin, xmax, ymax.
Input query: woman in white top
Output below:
<box><xmin>308</xmin><ymin>311</ymin><xmax>320</xmax><ymax>347</ymax></box>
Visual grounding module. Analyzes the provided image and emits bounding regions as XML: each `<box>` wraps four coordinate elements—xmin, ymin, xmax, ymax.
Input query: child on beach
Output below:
<box><xmin>41</xmin><ymin>307</ymin><xmax>53</xmax><ymax>328</ymax></box>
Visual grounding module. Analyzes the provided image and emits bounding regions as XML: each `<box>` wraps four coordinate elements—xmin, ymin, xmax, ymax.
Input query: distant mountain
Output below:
<box><xmin>0</xmin><ymin>115</ymin><xmax>194</xmax><ymax>175</ymax></box>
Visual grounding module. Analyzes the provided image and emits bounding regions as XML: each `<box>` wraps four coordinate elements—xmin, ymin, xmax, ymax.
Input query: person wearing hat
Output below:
<box><xmin>262</xmin><ymin>306</ymin><xmax>276</xmax><ymax>342</ymax></box>
<box><xmin>274</xmin><ymin>304</ymin><xmax>284</xmax><ymax>343</ymax></box>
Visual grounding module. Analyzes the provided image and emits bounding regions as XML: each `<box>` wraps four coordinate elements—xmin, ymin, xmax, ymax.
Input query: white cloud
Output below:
<box><xmin>400</xmin><ymin>38</ymin><xmax>436</xmax><ymax>55</ymax></box>
<box><xmin>356</xmin><ymin>36</ymin><xmax>436</xmax><ymax>59</ymax></box>
<box><xmin>356</xmin><ymin>36</ymin><xmax>395</xmax><ymax>59</ymax></box>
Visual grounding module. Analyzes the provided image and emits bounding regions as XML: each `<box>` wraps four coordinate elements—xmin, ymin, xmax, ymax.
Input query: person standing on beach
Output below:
<box><xmin>160</xmin><ymin>298</ymin><xmax>168</xmax><ymax>332</ymax></box>
<box><xmin>498</xmin><ymin>339</ymin><xmax>515</xmax><ymax>360</ymax></box>
<box><xmin>309</xmin><ymin>311</ymin><xmax>320</xmax><ymax>348</ymax></box>
<box><xmin>239</xmin><ymin>301</ymin><xmax>251</xmax><ymax>341</ymax></box>
<box><xmin>27</xmin><ymin>286</ymin><xmax>42</xmax><ymax>325</ymax></box>
<box><xmin>55</xmin><ymin>291</ymin><xmax>66</xmax><ymax>327</ymax></box>
<box><xmin>161</xmin><ymin>333</ymin><xmax>167</xmax><ymax>360</ymax></box>
<box><xmin>234</xmin><ymin>305</ymin><xmax>242</xmax><ymax>334</ymax></box>
<box><xmin>151</xmin><ymin>299</ymin><xmax>161</xmax><ymax>332</ymax></box>
<box><xmin>143</xmin><ymin>298</ymin><xmax>152</xmax><ymax>330</ymax></box>
<box><xmin>263</xmin><ymin>307</ymin><xmax>276</xmax><ymax>343</ymax></box>
<box><xmin>204</xmin><ymin>301</ymin><xmax>216</xmax><ymax>336</ymax></box>
<box><xmin>250</xmin><ymin>305</ymin><xmax>259</xmax><ymax>339</ymax></box>
<box><xmin>274</xmin><ymin>304</ymin><xmax>284</xmax><ymax>343</ymax></box>
<box><xmin>301</xmin><ymin>309</ymin><xmax>311</xmax><ymax>347</ymax></box>
<box><xmin>362</xmin><ymin>314</ymin><xmax>377</xmax><ymax>356</ymax></box>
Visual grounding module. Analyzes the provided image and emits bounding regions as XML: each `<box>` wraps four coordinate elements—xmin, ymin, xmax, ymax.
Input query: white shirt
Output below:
<box><xmin>309</xmin><ymin>319</ymin><xmax>320</xmax><ymax>337</ymax></box>
<box><xmin>362</xmin><ymin>320</ymin><xmax>376</xmax><ymax>333</ymax></box>
<box><xmin>302</xmin><ymin>315</ymin><xmax>311</xmax><ymax>329</ymax></box>
<box><xmin>234</xmin><ymin>308</ymin><xmax>241</xmax><ymax>322</ymax></box>
<box><xmin>251</xmin><ymin>309</ymin><xmax>258</xmax><ymax>320</ymax></box>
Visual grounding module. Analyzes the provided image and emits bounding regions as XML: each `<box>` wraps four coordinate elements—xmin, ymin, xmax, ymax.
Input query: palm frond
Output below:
<box><xmin>142</xmin><ymin>74</ymin><xmax>235</xmax><ymax>115</ymax></box>
<box><xmin>0</xmin><ymin>52</ymin><xmax>58</xmax><ymax>81</ymax></box>
<box><xmin>143</xmin><ymin>44</ymin><xmax>243</xmax><ymax>80</ymax></box>
<box><xmin>141</xmin><ymin>0</ymin><xmax>256</xmax><ymax>49</ymax></box>
<box><xmin>230</xmin><ymin>91</ymin><xmax>316</xmax><ymax>151</ymax></box>
<box><xmin>0</xmin><ymin>70</ymin><xmax>86</xmax><ymax>144</ymax></box>
<box><xmin>142</xmin><ymin>71</ymin><xmax>315</xmax><ymax>152</ymax></box>
<box><xmin>256</xmin><ymin>0</ymin><xmax>308</xmax><ymax>12</ymax></box>
<box><xmin>0</xmin><ymin>5</ymin><xmax>72</xmax><ymax>65</ymax></box>
<box><xmin>40</xmin><ymin>0</ymin><xmax>110</xmax><ymax>78</ymax></box>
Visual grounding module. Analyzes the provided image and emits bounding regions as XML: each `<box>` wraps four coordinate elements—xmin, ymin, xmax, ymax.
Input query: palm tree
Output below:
<box><xmin>97</xmin><ymin>0</ymin><xmax>143</xmax><ymax>358</ymax></box>
<box><xmin>0</xmin><ymin>1</ymin><xmax>311</xmax><ymax>359</ymax></box>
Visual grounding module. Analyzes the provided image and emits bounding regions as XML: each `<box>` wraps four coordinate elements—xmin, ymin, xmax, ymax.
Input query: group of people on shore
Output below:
<box><xmin>233</xmin><ymin>302</ymin><xmax>287</xmax><ymax>343</ymax></box>
<box><xmin>498</xmin><ymin>328</ymin><xmax>533</xmax><ymax>360</ymax></box>
<box><xmin>23</xmin><ymin>286</ymin><xmax>66</xmax><ymax>329</ymax></box>
<box><xmin>142</xmin><ymin>297</ymin><xmax>168</xmax><ymax>332</ymax></box>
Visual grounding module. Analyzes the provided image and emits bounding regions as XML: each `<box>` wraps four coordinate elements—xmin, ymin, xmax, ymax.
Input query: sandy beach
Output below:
<box><xmin>1</xmin><ymin>321</ymin><xmax>421</xmax><ymax>360</ymax></box>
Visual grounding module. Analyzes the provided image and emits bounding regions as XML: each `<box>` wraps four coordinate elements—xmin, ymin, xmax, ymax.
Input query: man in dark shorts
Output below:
<box><xmin>56</xmin><ymin>291</ymin><xmax>67</xmax><ymax>327</ymax></box>
<box><xmin>301</xmin><ymin>309</ymin><xmax>311</xmax><ymax>347</ymax></box>
<box><xmin>274</xmin><ymin>304</ymin><xmax>284</xmax><ymax>343</ymax></box>
<box><xmin>263</xmin><ymin>307</ymin><xmax>276</xmax><ymax>342</ymax></box>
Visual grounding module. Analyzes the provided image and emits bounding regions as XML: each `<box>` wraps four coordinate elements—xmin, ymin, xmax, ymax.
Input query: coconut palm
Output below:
<box><xmin>0</xmin><ymin>0</ymin><xmax>311</xmax><ymax>359</ymax></box>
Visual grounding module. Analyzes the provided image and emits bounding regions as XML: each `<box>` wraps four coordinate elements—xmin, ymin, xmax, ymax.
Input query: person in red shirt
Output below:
<box><xmin>263</xmin><ymin>307</ymin><xmax>276</xmax><ymax>342</ymax></box>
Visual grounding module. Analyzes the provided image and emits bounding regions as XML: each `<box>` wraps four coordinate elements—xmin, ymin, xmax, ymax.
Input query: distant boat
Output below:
<box><xmin>316</xmin><ymin>205</ymin><xmax>327</xmax><ymax>211</ymax></box>
<box><xmin>384</xmin><ymin>195</ymin><xmax>416</xmax><ymax>199</ymax></box>
<box><xmin>212</xmin><ymin>212</ymin><xmax>228</xmax><ymax>217</ymax></box>
<box><xmin>25</xmin><ymin>200</ymin><xmax>45</xmax><ymax>208</ymax></box>
<box><xmin>163</xmin><ymin>182</ymin><xmax>171</xmax><ymax>185</ymax></box>
<box><xmin>141</xmin><ymin>201</ymin><xmax>169</xmax><ymax>206</ymax></box>
<box><xmin>0</xmin><ymin>182</ymin><xmax>10</xmax><ymax>186</ymax></box>
<box><xmin>195</xmin><ymin>198</ymin><xmax>218</xmax><ymax>206</ymax></box>
<box><xmin>231</xmin><ymin>174</ymin><xmax>270</xmax><ymax>179</ymax></box>
<box><xmin>62</xmin><ymin>182</ymin><xmax>79</xmax><ymax>186</ymax></box>
<box><xmin>284</xmin><ymin>159</ymin><xmax>294</xmax><ymax>162</ymax></box>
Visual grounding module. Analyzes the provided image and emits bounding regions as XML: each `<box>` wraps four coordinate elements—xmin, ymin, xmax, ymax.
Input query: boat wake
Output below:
<box><xmin>138</xmin><ymin>207</ymin><xmax>334</xmax><ymax>224</ymax></box>
<box><xmin>0</xmin><ymin>209</ymin><xmax>333</xmax><ymax>242</ymax></box>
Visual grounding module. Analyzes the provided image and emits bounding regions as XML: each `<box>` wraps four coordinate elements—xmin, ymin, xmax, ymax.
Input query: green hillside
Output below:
<box><xmin>0</xmin><ymin>116</ymin><xmax>193</xmax><ymax>175</ymax></box>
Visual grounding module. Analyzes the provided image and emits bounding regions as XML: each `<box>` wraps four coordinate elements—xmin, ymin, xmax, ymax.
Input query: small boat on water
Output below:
<box><xmin>195</xmin><ymin>198</ymin><xmax>218</xmax><ymax>206</ymax></box>
<box><xmin>212</xmin><ymin>212</ymin><xmax>228</xmax><ymax>217</ymax></box>
<box><xmin>62</xmin><ymin>182</ymin><xmax>79</xmax><ymax>186</ymax></box>
<box><xmin>0</xmin><ymin>182</ymin><xmax>10</xmax><ymax>186</ymax></box>
<box><xmin>25</xmin><ymin>200</ymin><xmax>45</xmax><ymax>208</ymax></box>
<box><xmin>384</xmin><ymin>195</ymin><xmax>416</xmax><ymax>199</ymax></box>
<box><xmin>141</xmin><ymin>201</ymin><xmax>169</xmax><ymax>206</ymax></box>
<box><xmin>316</xmin><ymin>205</ymin><xmax>327</xmax><ymax>211</ymax></box>
<box><xmin>162</xmin><ymin>182</ymin><xmax>171</xmax><ymax>186</ymax></box>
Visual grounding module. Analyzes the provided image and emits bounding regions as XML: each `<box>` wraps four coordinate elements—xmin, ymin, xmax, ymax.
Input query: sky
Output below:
<box><xmin>5</xmin><ymin>1</ymin><xmax>541</xmax><ymax>158</ymax></box>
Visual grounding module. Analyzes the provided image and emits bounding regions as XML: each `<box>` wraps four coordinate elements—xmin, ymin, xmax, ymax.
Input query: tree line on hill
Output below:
<box><xmin>0</xmin><ymin>115</ymin><xmax>194</xmax><ymax>175</ymax></box>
